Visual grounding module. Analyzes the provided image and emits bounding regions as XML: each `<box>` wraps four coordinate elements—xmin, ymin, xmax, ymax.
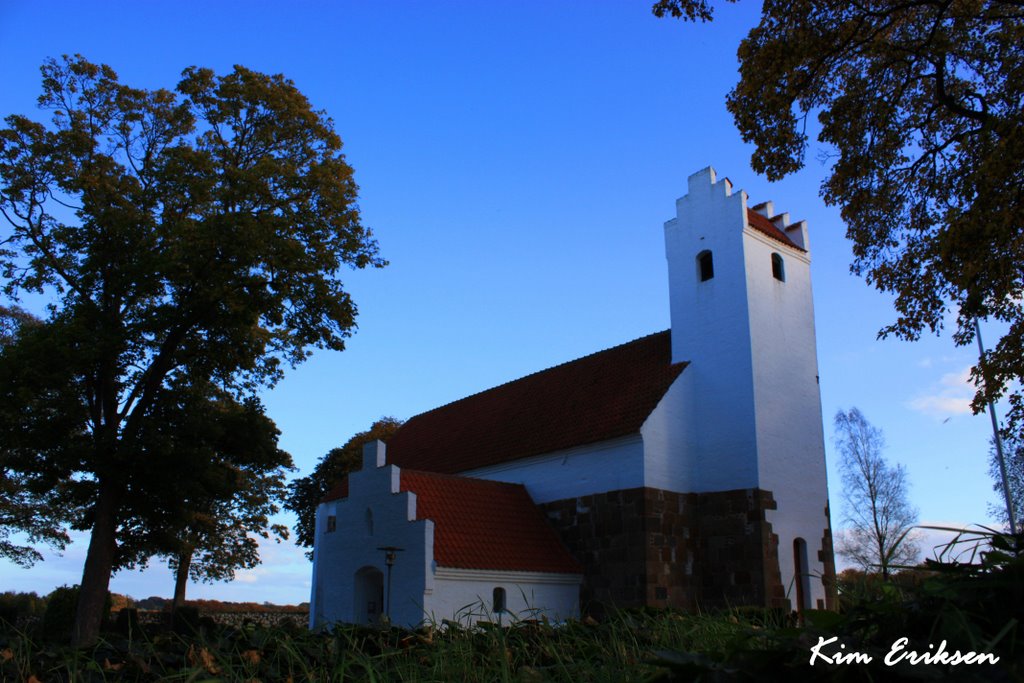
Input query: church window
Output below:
<box><xmin>365</xmin><ymin>508</ymin><xmax>374</xmax><ymax>536</ymax></box>
<box><xmin>697</xmin><ymin>250</ymin><xmax>714</xmax><ymax>281</ymax></box>
<box><xmin>771</xmin><ymin>253</ymin><xmax>785</xmax><ymax>282</ymax></box>
<box><xmin>492</xmin><ymin>587</ymin><xmax>506</xmax><ymax>613</ymax></box>
<box><xmin>326</xmin><ymin>515</ymin><xmax>336</xmax><ymax>533</ymax></box>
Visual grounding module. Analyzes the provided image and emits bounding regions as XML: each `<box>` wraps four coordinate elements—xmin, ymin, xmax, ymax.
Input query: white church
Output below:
<box><xmin>310</xmin><ymin>167</ymin><xmax>836</xmax><ymax>628</ymax></box>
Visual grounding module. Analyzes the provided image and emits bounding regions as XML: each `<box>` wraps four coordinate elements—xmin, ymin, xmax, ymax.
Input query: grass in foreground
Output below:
<box><xmin>2</xmin><ymin>607</ymin><xmax>808</xmax><ymax>682</ymax></box>
<box><xmin>0</xmin><ymin>601</ymin><xmax>1016</xmax><ymax>683</ymax></box>
<box><xmin>2</xmin><ymin>529</ymin><xmax>1021</xmax><ymax>682</ymax></box>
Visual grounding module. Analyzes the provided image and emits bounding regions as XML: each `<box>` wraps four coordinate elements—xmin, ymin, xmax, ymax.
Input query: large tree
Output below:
<box><xmin>834</xmin><ymin>408</ymin><xmax>920</xmax><ymax>578</ymax></box>
<box><xmin>0</xmin><ymin>55</ymin><xmax>384</xmax><ymax>644</ymax></box>
<box><xmin>285</xmin><ymin>417</ymin><xmax>402</xmax><ymax>559</ymax></box>
<box><xmin>655</xmin><ymin>1</ymin><xmax>1024</xmax><ymax>439</ymax></box>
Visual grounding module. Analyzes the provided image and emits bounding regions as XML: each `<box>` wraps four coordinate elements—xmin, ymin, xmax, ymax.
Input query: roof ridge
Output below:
<box><xmin>401</xmin><ymin>469</ymin><xmax>526</xmax><ymax>490</ymax></box>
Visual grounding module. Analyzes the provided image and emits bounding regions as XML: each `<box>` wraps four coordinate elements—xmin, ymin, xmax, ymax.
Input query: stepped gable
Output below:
<box><xmin>385</xmin><ymin>330</ymin><xmax>686</xmax><ymax>474</ymax></box>
<box><xmin>400</xmin><ymin>470</ymin><xmax>582</xmax><ymax>574</ymax></box>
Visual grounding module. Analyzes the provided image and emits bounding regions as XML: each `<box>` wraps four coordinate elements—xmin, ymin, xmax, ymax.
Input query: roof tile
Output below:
<box><xmin>400</xmin><ymin>470</ymin><xmax>582</xmax><ymax>573</ymax></box>
<box><xmin>746</xmin><ymin>208</ymin><xmax>805</xmax><ymax>251</ymax></box>
<box><xmin>386</xmin><ymin>330</ymin><xmax>685</xmax><ymax>473</ymax></box>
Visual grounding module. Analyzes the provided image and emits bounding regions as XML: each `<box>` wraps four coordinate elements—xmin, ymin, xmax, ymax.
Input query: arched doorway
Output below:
<box><xmin>353</xmin><ymin>566</ymin><xmax>384</xmax><ymax>624</ymax></box>
<box><xmin>792</xmin><ymin>538</ymin><xmax>811</xmax><ymax>614</ymax></box>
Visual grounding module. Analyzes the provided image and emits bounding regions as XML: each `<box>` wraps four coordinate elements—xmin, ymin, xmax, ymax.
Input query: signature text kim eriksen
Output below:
<box><xmin>808</xmin><ymin>636</ymin><xmax>999</xmax><ymax>667</ymax></box>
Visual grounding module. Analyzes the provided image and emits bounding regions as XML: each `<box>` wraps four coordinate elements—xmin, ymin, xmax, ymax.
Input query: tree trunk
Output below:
<box><xmin>72</xmin><ymin>478</ymin><xmax>121</xmax><ymax>647</ymax></box>
<box><xmin>173</xmin><ymin>545</ymin><xmax>194</xmax><ymax>610</ymax></box>
<box><xmin>878</xmin><ymin>537</ymin><xmax>889</xmax><ymax>580</ymax></box>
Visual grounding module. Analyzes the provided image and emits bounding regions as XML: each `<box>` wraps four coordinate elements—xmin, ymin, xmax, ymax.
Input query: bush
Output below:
<box><xmin>0</xmin><ymin>591</ymin><xmax>46</xmax><ymax>628</ymax></box>
<box><xmin>40</xmin><ymin>585</ymin><xmax>111</xmax><ymax>643</ymax></box>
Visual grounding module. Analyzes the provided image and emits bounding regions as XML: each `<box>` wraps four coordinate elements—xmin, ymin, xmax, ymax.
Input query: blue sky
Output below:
<box><xmin>0</xmin><ymin>1</ymin><xmax>1005</xmax><ymax>604</ymax></box>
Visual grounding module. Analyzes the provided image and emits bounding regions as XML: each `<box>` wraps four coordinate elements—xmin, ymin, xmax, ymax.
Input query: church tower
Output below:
<box><xmin>663</xmin><ymin>167</ymin><xmax>834</xmax><ymax>610</ymax></box>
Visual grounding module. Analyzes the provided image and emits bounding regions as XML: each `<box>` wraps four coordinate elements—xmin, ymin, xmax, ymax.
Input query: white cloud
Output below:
<box><xmin>232</xmin><ymin>571</ymin><xmax>260</xmax><ymax>584</ymax></box>
<box><xmin>908</xmin><ymin>395</ymin><xmax>973</xmax><ymax>416</ymax></box>
<box><xmin>940</xmin><ymin>367</ymin><xmax>973</xmax><ymax>388</ymax></box>
<box><xmin>907</xmin><ymin>366</ymin><xmax>975</xmax><ymax>418</ymax></box>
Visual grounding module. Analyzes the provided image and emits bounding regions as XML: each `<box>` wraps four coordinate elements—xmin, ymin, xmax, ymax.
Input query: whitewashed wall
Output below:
<box><xmin>424</xmin><ymin>568</ymin><xmax>580</xmax><ymax>625</ymax></box>
<box><xmin>743</xmin><ymin>205</ymin><xmax>830</xmax><ymax>610</ymax></box>
<box><xmin>464</xmin><ymin>434</ymin><xmax>645</xmax><ymax>503</ymax></box>
<box><xmin>640</xmin><ymin>373</ymin><xmax>690</xmax><ymax>490</ymax></box>
<box><xmin>660</xmin><ymin>167</ymin><xmax>760</xmax><ymax>492</ymax></box>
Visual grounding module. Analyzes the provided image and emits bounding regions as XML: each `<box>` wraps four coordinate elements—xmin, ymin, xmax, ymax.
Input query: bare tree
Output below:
<box><xmin>989</xmin><ymin>434</ymin><xmax>1024</xmax><ymax>534</ymax></box>
<box><xmin>834</xmin><ymin>408</ymin><xmax>920</xmax><ymax>579</ymax></box>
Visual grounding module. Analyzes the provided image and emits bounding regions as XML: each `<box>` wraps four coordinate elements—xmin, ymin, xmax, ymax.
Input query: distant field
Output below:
<box><xmin>134</xmin><ymin>608</ymin><xmax>308</xmax><ymax>629</ymax></box>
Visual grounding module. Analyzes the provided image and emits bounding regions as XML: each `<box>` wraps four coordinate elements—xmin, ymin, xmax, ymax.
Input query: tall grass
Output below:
<box><xmin>0</xmin><ymin>606</ymin><xmax>772</xmax><ymax>682</ymax></box>
<box><xmin>2</xmin><ymin>532</ymin><xmax>1021</xmax><ymax>683</ymax></box>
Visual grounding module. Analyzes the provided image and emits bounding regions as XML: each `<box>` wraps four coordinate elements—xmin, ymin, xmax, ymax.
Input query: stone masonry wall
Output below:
<box><xmin>541</xmin><ymin>486</ymin><xmax>786</xmax><ymax>615</ymax></box>
<box><xmin>641</xmin><ymin>488</ymin><xmax>700</xmax><ymax>611</ymax></box>
<box><xmin>541</xmin><ymin>489</ymin><xmax>650</xmax><ymax>614</ymax></box>
<box><xmin>691</xmin><ymin>489</ymin><xmax>786</xmax><ymax>611</ymax></box>
<box><xmin>819</xmin><ymin>504</ymin><xmax>838</xmax><ymax>610</ymax></box>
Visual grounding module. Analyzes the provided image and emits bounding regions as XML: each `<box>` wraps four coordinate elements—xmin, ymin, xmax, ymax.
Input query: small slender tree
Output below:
<box><xmin>834</xmin><ymin>408</ymin><xmax>920</xmax><ymax>579</ymax></box>
<box><xmin>989</xmin><ymin>434</ymin><xmax>1024</xmax><ymax>534</ymax></box>
<box><xmin>110</xmin><ymin>388</ymin><xmax>293</xmax><ymax>608</ymax></box>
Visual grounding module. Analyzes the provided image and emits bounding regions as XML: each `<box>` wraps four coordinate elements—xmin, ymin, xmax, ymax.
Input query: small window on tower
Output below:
<box><xmin>771</xmin><ymin>253</ymin><xmax>785</xmax><ymax>282</ymax></box>
<box><xmin>326</xmin><ymin>516</ymin><xmax>337</xmax><ymax>533</ymax></box>
<box><xmin>697</xmin><ymin>250</ymin><xmax>714</xmax><ymax>282</ymax></box>
<box><xmin>365</xmin><ymin>507</ymin><xmax>374</xmax><ymax>536</ymax></box>
<box><xmin>492</xmin><ymin>587</ymin><xmax>507</xmax><ymax>613</ymax></box>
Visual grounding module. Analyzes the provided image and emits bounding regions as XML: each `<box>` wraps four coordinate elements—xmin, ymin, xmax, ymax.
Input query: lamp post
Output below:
<box><xmin>377</xmin><ymin>546</ymin><xmax>404</xmax><ymax>623</ymax></box>
<box><xmin>974</xmin><ymin>318</ymin><xmax>1018</xmax><ymax>534</ymax></box>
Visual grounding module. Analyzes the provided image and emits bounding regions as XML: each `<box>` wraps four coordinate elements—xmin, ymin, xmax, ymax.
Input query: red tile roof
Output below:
<box><xmin>385</xmin><ymin>330</ymin><xmax>686</xmax><ymax>473</ymax></box>
<box><xmin>746</xmin><ymin>208</ymin><xmax>805</xmax><ymax>251</ymax></box>
<box><xmin>322</xmin><ymin>470</ymin><xmax>581</xmax><ymax>572</ymax></box>
<box><xmin>400</xmin><ymin>470</ymin><xmax>582</xmax><ymax>573</ymax></box>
